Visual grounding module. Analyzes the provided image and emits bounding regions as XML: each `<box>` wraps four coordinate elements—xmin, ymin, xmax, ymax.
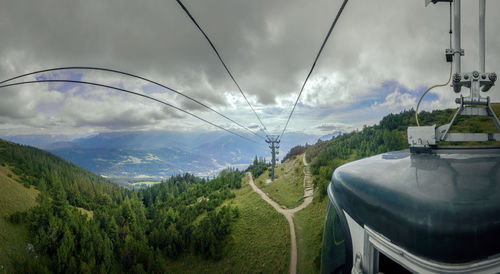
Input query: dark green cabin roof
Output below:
<box><xmin>330</xmin><ymin>148</ymin><xmax>500</xmax><ymax>263</ymax></box>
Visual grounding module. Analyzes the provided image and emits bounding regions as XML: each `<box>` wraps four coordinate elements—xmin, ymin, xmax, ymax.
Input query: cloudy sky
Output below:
<box><xmin>1</xmin><ymin>0</ymin><xmax>499</xmax><ymax>142</ymax></box>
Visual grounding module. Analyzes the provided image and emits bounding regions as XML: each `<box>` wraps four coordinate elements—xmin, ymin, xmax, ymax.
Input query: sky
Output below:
<box><xmin>1</xmin><ymin>0</ymin><xmax>500</xmax><ymax>142</ymax></box>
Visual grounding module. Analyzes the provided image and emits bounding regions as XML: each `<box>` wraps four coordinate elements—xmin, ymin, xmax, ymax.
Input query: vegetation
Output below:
<box><xmin>294</xmin><ymin>191</ymin><xmax>328</xmax><ymax>274</ymax></box>
<box><xmin>163</xmin><ymin>175</ymin><xmax>289</xmax><ymax>273</ymax></box>
<box><xmin>0</xmin><ymin>164</ymin><xmax>39</xmax><ymax>272</ymax></box>
<box><xmin>0</xmin><ymin>139</ymin><xmax>243</xmax><ymax>272</ymax></box>
<box><xmin>3</xmin><ymin>104</ymin><xmax>500</xmax><ymax>273</ymax></box>
<box><xmin>246</xmin><ymin>156</ymin><xmax>270</xmax><ymax>178</ymax></box>
<box><xmin>140</xmin><ymin>170</ymin><xmax>242</xmax><ymax>260</ymax></box>
<box><xmin>255</xmin><ymin>155</ymin><xmax>305</xmax><ymax>208</ymax></box>
<box><xmin>281</xmin><ymin>146</ymin><xmax>306</xmax><ymax>163</ymax></box>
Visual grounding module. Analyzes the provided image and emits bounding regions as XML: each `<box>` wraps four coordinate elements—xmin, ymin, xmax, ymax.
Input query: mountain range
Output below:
<box><xmin>3</xmin><ymin>130</ymin><xmax>322</xmax><ymax>178</ymax></box>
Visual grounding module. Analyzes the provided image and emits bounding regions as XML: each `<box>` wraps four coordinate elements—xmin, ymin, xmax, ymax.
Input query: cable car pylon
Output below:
<box><xmin>265</xmin><ymin>135</ymin><xmax>280</xmax><ymax>181</ymax></box>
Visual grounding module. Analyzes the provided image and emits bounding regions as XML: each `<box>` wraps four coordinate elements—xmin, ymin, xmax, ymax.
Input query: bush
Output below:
<box><xmin>281</xmin><ymin>146</ymin><xmax>306</xmax><ymax>163</ymax></box>
<box><xmin>8</xmin><ymin>211</ymin><xmax>27</xmax><ymax>224</ymax></box>
<box><xmin>246</xmin><ymin>156</ymin><xmax>270</xmax><ymax>178</ymax></box>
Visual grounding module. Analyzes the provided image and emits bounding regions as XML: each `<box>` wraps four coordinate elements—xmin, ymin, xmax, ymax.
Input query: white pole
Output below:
<box><xmin>454</xmin><ymin>0</ymin><xmax>461</xmax><ymax>74</ymax></box>
<box><xmin>479</xmin><ymin>0</ymin><xmax>486</xmax><ymax>73</ymax></box>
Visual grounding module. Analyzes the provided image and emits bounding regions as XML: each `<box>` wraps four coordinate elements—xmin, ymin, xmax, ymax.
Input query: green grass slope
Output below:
<box><xmin>254</xmin><ymin>155</ymin><xmax>305</xmax><ymax>208</ymax></box>
<box><xmin>0</xmin><ymin>139</ymin><xmax>289</xmax><ymax>272</ymax></box>
<box><xmin>164</xmin><ymin>175</ymin><xmax>290</xmax><ymax>274</ymax></box>
<box><xmin>295</xmin><ymin>190</ymin><xmax>327</xmax><ymax>274</ymax></box>
<box><xmin>0</xmin><ymin>164</ymin><xmax>39</xmax><ymax>272</ymax></box>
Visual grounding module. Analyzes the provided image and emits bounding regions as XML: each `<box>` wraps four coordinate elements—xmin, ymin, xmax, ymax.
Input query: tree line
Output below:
<box><xmin>246</xmin><ymin>156</ymin><xmax>270</xmax><ymax>178</ymax></box>
<box><xmin>1</xmin><ymin>140</ymin><xmax>243</xmax><ymax>273</ymax></box>
<box><xmin>281</xmin><ymin>145</ymin><xmax>307</xmax><ymax>163</ymax></box>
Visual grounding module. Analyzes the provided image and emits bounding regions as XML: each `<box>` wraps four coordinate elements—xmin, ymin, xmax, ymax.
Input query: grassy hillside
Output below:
<box><xmin>0</xmin><ymin>139</ymin><xmax>261</xmax><ymax>272</ymax></box>
<box><xmin>0</xmin><ymin>164</ymin><xmax>39</xmax><ymax>272</ymax></box>
<box><xmin>295</xmin><ymin>191</ymin><xmax>327</xmax><ymax>274</ymax></box>
<box><xmin>0</xmin><ymin>139</ymin><xmax>129</xmax><ymax>211</ymax></box>
<box><xmin>0</xmin><ymin>137</ymin><xmax>316</xmax><ymax>274</ymax></box>
<box><xmin>163</xmin><ymin>175</ymin><xmax>290</xmax><ymax>273</ymax></box>
<box><xmin>4</xmin><ymin>104</ymin><xmax>498</xmax><ymax>273</ymax></box>
<box><xmin>254</xmin><ymin>155</ymin><xmax>305</xmax><ymax>208</ymax></box>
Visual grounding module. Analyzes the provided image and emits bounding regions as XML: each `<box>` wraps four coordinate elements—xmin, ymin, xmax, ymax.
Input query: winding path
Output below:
<box><xmin>247</xmin><ymin>154</ymin><xmax>313</xmax><ymax>274</ymax></box>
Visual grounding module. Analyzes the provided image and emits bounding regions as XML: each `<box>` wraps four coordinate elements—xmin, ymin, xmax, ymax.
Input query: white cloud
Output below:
<box><xmin>373</xmin><ymin>88</ymin><xmax>416</xmax><ymax>111</ymax></box>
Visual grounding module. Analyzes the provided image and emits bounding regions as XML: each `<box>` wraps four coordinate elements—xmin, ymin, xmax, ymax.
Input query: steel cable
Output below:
<box><xmin>0</xmin><ymin>79</ymin><xmax>262</xmax><ymax>144</ymax></box>
<box><xmin>0</xmin><ymin>66</ymin><xmax>265</xmax><ymax>140</ymax></box>
<box><xmin>279</xmin><ymin>0</ymin><xmax>349</xmax><ymax>141</ymax></box>
<box><xmin>176</xmin><ymin>0</ymin><xmax>269</xmax><ymax>136</ymax></box>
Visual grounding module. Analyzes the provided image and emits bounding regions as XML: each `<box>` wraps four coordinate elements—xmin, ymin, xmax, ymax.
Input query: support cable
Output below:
<box><xmin>279</xmin><ymin>0</ymin><xmax>349</xmax><ymax>141</ymax></box>
<box><xmin>0</xmin><ymin>79</ymin><xmax>262</xmax><ymax>144</ymax></box>
<box><xmin>176</xmin><ymin>0</ymin><xmax>269</xmax><ymax>135</ymax></box>
<box><xmin>0</xmin><ymin>67</ymin><xmax>265</xmax><ymax>140</ymax></box>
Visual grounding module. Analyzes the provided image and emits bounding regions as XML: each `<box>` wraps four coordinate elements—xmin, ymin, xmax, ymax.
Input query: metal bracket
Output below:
<box><xmin>445</xmin><ymin>49</ymin><xmax>465</xmax><ymax>63</ymax></box>
<box><xmin>412</xmin><ymin>0</ymin><xmax>498</xmax><ymax>151</ymax></box>
<box><xmin>408</xmin><ymin>126</ymin><xmax>437</xmax><ymax>147</ymax></box>
<box><xmin>410</xmin><ymin>96</ymin><xmax>500</xmax><ymax>150</ymax></box>
<box><xmin>445</xmin><ymin>49</ymin><xmax>453</xmax><ymax>62</ymax></box>
<box><xmin>452</xmin><ymin>71</ymin><xmax>496</xmax><ymax>94</ymax></box>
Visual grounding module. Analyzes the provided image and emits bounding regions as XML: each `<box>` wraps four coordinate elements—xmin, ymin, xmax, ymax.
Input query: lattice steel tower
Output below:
<box><xmin>266</xmin><ymin>135</ymin><xmax>280</xmax><ymax>181</ymax></box>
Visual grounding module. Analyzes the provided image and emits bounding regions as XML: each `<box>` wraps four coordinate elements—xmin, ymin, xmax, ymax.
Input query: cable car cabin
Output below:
<box><xmin>321</xmin><ymin>148</ymin><xmax>500</xmax><ymax>273</ymax></box>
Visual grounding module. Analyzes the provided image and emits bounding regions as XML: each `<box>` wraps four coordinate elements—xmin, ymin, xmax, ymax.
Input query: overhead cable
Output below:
<box><xmin>176</xmin><ymin>0</ymin><xmax>269</xmax><ymax>135</ymax></box>
<box><xmin>0</xmin><ymin>79</ymin><xmax>262</xmax><ymax>144</ymax></box>
<box><xmin>279</xmin><ymin>0</ymin><xmax>349</xmax><ymax>141</ymax></box>
<box><xmin>0</xmin><ymin>67</ymin><xmax>265</xmax><ymax>140</ymax></box>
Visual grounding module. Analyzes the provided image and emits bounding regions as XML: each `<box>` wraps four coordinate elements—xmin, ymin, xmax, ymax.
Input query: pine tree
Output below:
<box><xmin>52</xmin><ymin>180</ymin><xmax>69</xmax><ymax>219</ymax></box>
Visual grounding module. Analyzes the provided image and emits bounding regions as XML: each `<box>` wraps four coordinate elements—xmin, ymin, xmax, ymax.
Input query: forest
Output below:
<box><xmin>1</xmin><ymin>140</ymin><xmax>243</xmax><ymax>273</ymax></box>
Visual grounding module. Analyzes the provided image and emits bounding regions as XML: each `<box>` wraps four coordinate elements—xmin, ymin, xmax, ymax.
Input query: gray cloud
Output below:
<box><xmin>1</xmin><ymin>0</ymin><xmax>499</xmax><ymax>135</ymax></box>
<box><xmin>315</xmin><ymin>124</ymin><xmax>342</xmax><ymax>132</ymax></box>
<box><xmin>0</xmin><ymin>85</ymin><xmax>64</xmax><ymax>119</ymax></box>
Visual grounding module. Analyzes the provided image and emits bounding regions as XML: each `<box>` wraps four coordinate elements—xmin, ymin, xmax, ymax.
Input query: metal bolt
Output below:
<box><xmin>464</xmin><ymin>74</ymin><xmax>469</xmax><ymax>80</ymax></box>
<box><xmin>453</xmin><ymin>74</ymin><xmax>462</xmax><ymax>93</ymax></box>
<box><xmin>489</xmin><ymin>72</ymin><xmax>497</xmax><ymax>82</ymax></box>
<box><xmin>473</xmin><ymin>71</ymin><xmax>480</xmax><ymax>78</ymax></box>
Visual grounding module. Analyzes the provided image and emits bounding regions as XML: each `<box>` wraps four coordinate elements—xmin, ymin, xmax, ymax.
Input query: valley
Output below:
<box><xmin>2</xmin><ymin>107</ymin><xmax>499</xmax><ymax>273</ymax></box>
<box><xmin>3</xmin><ymin>131</ymin><xmax>319</xmax><ymax>180</ymax></box>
